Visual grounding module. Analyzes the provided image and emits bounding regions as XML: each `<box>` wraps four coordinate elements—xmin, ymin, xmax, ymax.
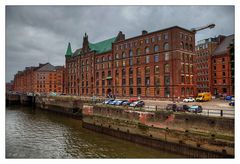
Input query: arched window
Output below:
<box><xmin>145</xmin><ymin>47</ymin><xmax>150</xmax><ymax>54</ymax></box>
<box><xmin>164</xmin><ymin>64</ymin><xmax>169</xmax><ymax>72</ymax></box>
<box><xmin>102</xmin><ymin>71</ymin><xmax>105</xmax><ymax>78</ymax></box>
<box><xmin>129</xmin><ymin>50</ymin><xmax>133</xmax><ymax>57</ymax></box>
<box><xmin>180</xmin><ymin>42</ymin><xmax>184</xmax><ymax>49</ymax></box>
<box><xmin>163</xmin><ymin>42</ymin><xmax>169</xmax><ymax>50</ymax></box>
<box><xmin>122</xmin><ymin>52</ymin><xmax>126</xmax><ymax>58</ymax></box>
<box><xmin>136</xmin><ymin>48</ymin><xmax>141</xmax><ymax>56</ymax></box>
<box><xmin>108</xmin><ymin>55</ymin><xmax>112</xmax><ymax>61</ymax></box>
<box><xmin>145</xmin><ymin>66</ymin><xmax>150</xmax><ymax>75</ymax></box>
<box><xmin>155</xmin><ymin>66</ymin><xmax>159</xmax><ymax>74</ymax></box>
<box><xmin>154</xmin><ymin>45</ymin><xmax>159</xmax><ymax>52</ymax></box>
<box><xmin>115</xmin><ymin>53</ymin><xmax>119</xmax><ymax>59</ymax></box>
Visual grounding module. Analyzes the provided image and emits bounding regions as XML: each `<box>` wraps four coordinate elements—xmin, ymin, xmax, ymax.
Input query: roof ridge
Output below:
<box><xmin>89</xmin><ymin>36</ymin><xmax>116</xmax><ymax>45</ymax></box>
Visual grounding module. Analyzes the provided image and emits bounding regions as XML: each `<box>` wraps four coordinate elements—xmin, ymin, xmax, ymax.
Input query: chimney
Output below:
<box><xmin>142</xmin><ymin>30</ymin><xmax>148</xmax><ymax>35</ymax></box>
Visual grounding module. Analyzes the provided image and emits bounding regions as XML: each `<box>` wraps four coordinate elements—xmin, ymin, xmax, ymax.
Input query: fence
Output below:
<box><xmin>143</xmin><ymin>105</ymin><xmax>234</xmax><ymax>118</ymax></box>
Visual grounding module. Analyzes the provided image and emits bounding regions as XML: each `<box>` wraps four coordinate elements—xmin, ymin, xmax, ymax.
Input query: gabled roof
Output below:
<box><xmin>89</xmin><ymin>37</ymin><xmax>116</xmax><ymax>54</ymax></box>
<box><xmin>36</xmin><ymin>63</ymin><xmax>56</xmax><ymax>72</ymax></box>
<box><xmin>72</xmin><ymin>48</ymin><xmax>83</xmax><ymax>56</ymax></box>
<box><xmin>65</xmin><ymin>42</ymin><xmax>73</xmax><ymax>56</ymax></box>
<box><xmin>213</xmin><ymin>34</ymin><xmax>234</xmax><ymax>56</ymax></box>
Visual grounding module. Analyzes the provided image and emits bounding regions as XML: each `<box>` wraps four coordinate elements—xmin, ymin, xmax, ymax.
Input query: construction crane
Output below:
<box><xmin>191</xmin><ymin>23</ymin><xmax>215</xmax><ymax>33</ymax></box>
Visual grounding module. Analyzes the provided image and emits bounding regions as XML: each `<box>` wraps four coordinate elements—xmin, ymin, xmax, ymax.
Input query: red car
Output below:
<box><xmin>129</xmin><ymin>97</ymin><xmax>139</xmax><ymax>103</ymax></box>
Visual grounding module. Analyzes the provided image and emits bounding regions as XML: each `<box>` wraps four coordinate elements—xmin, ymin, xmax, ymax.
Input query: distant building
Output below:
<box><xmin>65</xmin><ymin>26</ymin><xmax>196</xmax><ymax>99</ymax></box>
<box><xmin>195</xmin><ymin>35</ymin><xmax>226</xmax><ymax>93</ymax></box>
<box><xmin>211</xmin><ymin>35</ymin><xmax>234</xmax><ymax>96</ymax></box>
<box><xmin>13</xmin><ymin>63</ymin><xmax>64</xmax><ymax>94</ymax></box>
<box><xmin>6</xmin><ymin>81</ymin><xmax>14</xmax><ymax>92</ymax></box>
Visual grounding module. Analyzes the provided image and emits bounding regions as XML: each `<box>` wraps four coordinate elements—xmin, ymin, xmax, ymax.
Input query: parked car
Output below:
<box><xmin>225</xmin><ymin>96</ymin><xmax>234</xmax><ymax>101</ymax></box>
<box><xmin>108</xmin><ymin>100</ymin><xmax>119</xmax><ymax>105</ymax></box>
<box><xmin>129</xmin><ymin>97</ymin><xmax>139</xmax><ymax>103</ymax></box>
<box><xmin>114</xmin><ymin>100</ymin><xmax>125</xmax><ymax>106</ymax></box>
<box><xmin>176</xmin><ymin>104</ymin><xmax>190</xmax><ymax>112</ymax></box>
<box><xmin>229</xmin><ymin>101</ymin><xmax>235</xmax><ymax>106</ymax></box>
<box><xmin>166</xmin><ymin>104</ymin><xmax>178</xmax><ymax>111</ymax></box>
<box><xmin>121</xmin><ymin>100</ymin><xmax>131</xmax><ymax>106</ymax></box>
<box><xmin>183</xmin><ymin>97</ymin><xmax>195</xmax><ymax>103</ymax></box>
<box><xmin>102</xmin><ymin>99</ymin><xmax>114</xmax><ymax>104</ymax></box>
<box><xmin>196</xmin><ymin>92</ymin><xmax>212</xmax><ymax>102</ymax></box>
<box><xmin>187</xmin><ymin>105</ymin><xmax>203</xmax><ymax>113</ymax></box>
<box><xmin>129</xmin><ymin>101</ymin><xmax>145</xmax><ymax>108</ymax></box>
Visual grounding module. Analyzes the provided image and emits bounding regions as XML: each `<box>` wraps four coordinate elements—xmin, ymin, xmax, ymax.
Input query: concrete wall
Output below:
<box><xmin>82</xmin><ymin>105</ymin><xmax>234</xmax><ymax>158</ymax></box>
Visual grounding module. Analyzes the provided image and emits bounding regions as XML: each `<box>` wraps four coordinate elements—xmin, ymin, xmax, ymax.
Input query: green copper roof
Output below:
<box><xmin>65</xmin><ymin>42</ymin><xmax>73</xmax><ymax>56</ymax></box>
<box><xmin>89</xmin><ymin>37</ymin><xmax>116</xmax><ymax>54</ymax></box>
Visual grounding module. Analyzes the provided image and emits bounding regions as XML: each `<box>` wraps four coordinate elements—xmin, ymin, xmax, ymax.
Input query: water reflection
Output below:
<box><xmin>6</xmin><ymin>105</ymin><xmax>183</xmax><ymax>158</ymax></box>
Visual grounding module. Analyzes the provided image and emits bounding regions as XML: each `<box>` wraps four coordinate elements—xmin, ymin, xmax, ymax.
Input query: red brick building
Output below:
<box><xmin>211</xmin><ymin>35</ymin><xmax>234</xmax><ymax>96</ymax></box>
<box><xmin>195</xmin><ymin>35</ymin><xmax>226</xmax><ymax>93</ymax></box>
<box><xmin>13</xmin><ymin>63</ymin><xmax>64</xmax><ymax>94</ymax></box>
<box><xmin>65</xmin><ymin>26</ymin><xmax>196</xmax><ymax>100</ymax></box>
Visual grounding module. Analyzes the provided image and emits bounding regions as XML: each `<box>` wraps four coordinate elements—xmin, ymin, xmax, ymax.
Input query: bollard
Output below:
<box><xmin>220</xmin><ymin>110</ymin><xmax>223</xmax><ymax>117</ymax></box>
<box><xmin>155</xmin><ymin>105</ymin><xmax>157</xmax><ymax>111</ymax></box>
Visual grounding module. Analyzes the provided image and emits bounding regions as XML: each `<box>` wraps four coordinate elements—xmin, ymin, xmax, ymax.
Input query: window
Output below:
<box><xmin>115</xmin><ymin>53</ymin><xmax>119</xmax><ymax>59</ymax></box>
<box><xmin>165</xmin><ymin>64</ymin><xmax>169</xmax><ymax>73</ymax></box>
<box><xmin>158</xmin><ymin>35</ymin><xmax>161</xmax><ymax>41</ymax></box>
<box><xmin>163</xmin><ymin>42</ymin><xmax>169</xmax><ymax>50</ymax></box>
<box><xmin>137</xmin><ymin>57</ymin><xmax>141</xmax><ymax>65</ymax></box>
<box><xmin>154</xmin><ymin>54</ymin><xmax>159</xmax><ymax>62</ymax></box>
<box><xmin>165</xmin><ymin>52</ymin><xmax>169</xmax><ymax>61</ymax></box>
<box><xmin>129</xmin><ymin>58</ymin><xmax>133</xmax><ymax>66</ymax></box>
<box><xmin>129</xmin><ymin>68</ymin><xmax>133</xmax><ymax>75</ymax></box>
<box><xmin>164</xmin><ymin>76</ymin><xmax>170</xmax><ymax>85</ymax></box>
<box><xmin>154</xmin><ymin>45</ymin><xmax>159</xmax><ymax>52</ymax></box>
<box><xmin>145</xmin><ymin>77</ymin><xmax>150</xmax><ymax>86</ymax></box>
<box><xmin>136</xmin><ymin>48</ymin><xmax>141</xmax><ymax>56</ymax></box>
<box><xmin>102</xmin><ymin>56</ymin><xmax>105</xmax><ymax>62</ymax></box>
<box><xmin>122</xmin><ymin>60</ymin><xmax>126</xmax><ymax>67</ymax></box>
<box><xmin>164</xmin><ymin>33</ymin><xmax>168</xmax><ymax>40</ymax></box>
<box><xmin>185</xmin><ymin>65</ymin><xmax>189</xmax><ymax>73</ymax></box>
<box><xmin>130</xmin><ymin>88</ymin><xmax>134</xmax><ymax>95</ymax></box>
<box><xmin>164</xmin><ymin>87</ymin><xmax>170</xmax><ymax>97</ymax></box>
<box><xmin>122</xmin><ymin>79</ymin><xmax>126</xmax><ymax>86</ymax></box>
<box><xmin>102</xmin><ymin>80</ymin><xmax>105</xmax><ymax>86</ymax></box>
<box><xmin>96</xmin><ymin>72</ymin><xmax>99</xmax><ymax>79</ymax></box>
<box><xmin>181</xmin><ymin>76</ymin><xmax>185</xmax><ymax>84</ymax></box>
<box><xmin>137</xmin><ymin>88</ymin><xmax>141</xmax><ymax>95</ymax></box>
<box><xmin>122</xmin><ymin>69</ymin><xmax>126</xmax><ymax>77</ymax></box>
<box><xmin>122</xmin><ymin>52</ymin><xmax>126</xmax><ymax>58</ymax></box>
<box><xmin>145</xmin><ymin>67</ymin><xmax>150</xmax><ymax>75</ymax></box>
<box><xmin>223</xmin><ymin>72</ymin><xmax>226</xmax><ymax>77</ymax></box>
<box><xmin>180</xmin><ymin>42</ymin><xmax>184</xmax><ymax>49</ymax></box>
<box><xmin>145</xmin><ymin>47</ymin><xmax>150</xmax><ymax>54</ymax></box>
<box><xmin>137</xmin><ymin>67</ymin><xmax>141</xmax><ymax>76</ymax></box>
<box><xmin>155</xmin><ymin>66</ymin><xmax>159</xmax><ymax>74</ymax></box>
<box><xmin>129</xmin><ymin>78</ymin><xmax>133</xmax><ymax>86</ymax></box>
<box><xmin>129</xmin><ymin>50</ymin><xmax>133</xmax><ymax>57</ymax></box>
<box><xmin>108</xmin><ymin>55</ymin><xmax>112</xmax><ymax>61</ymax></box>
<box><xmin>151</xmin><ymin>37</ymin><xmax>155</xmax><ymax>42</ymax></box>
<box><xmin>155</xmin><ymin>76</ymin><xmax>160</xmax><ymax>86</ymax></box>
<box><xmin>115</xmin><ymin>61</ymin><xmax>119</xmax><ymax>68</ymax></box>
<box><xmin>108</xmin><ymin>71</ymin><xmax>111</xmax><ymax>76</ymax></box>
<box><xmin>146</xmin><ymin>56</ymin><xmax>150</xmax><ymax>63</ymax></box>
<box><xmin>145</xmin><ymin>38</ymin><xmax>149</xmax><ymax>44</ymax></box>
<box><xmin>102</xmin><ymin>71</ymin><xmax>105</xmax><ymax>79</ymax></box>
<box><xmin>137</xmin><ymin>78</ymin><xmax>141</xmax><ymax>85</ymax></box>
<box><xmin>155</xmin><ymin>88</ymin><xmax>160</xmax><ymax>95</ymax></box>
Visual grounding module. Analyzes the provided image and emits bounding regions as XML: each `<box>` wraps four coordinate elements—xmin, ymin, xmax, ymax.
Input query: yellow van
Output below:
<box><xmin>196</xmin><ymin>92</ymin><xmax>212</xmax><ymax>102</ymax></box>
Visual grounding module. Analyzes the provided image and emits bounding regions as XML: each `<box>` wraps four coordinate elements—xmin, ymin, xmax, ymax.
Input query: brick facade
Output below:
<box><xmin>65</xmin><ymin>26</ymin><xmax>197</xmax><ymax>100</ymax></box>
<box><xmin>13</xmin><ymin>63</ymin><xmax>64</xmax><ymax>94</ymax></box>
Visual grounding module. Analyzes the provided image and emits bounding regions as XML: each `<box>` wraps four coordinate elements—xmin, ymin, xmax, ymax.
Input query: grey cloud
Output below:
<box><xmin>6</xmin><ymin>6</ymin><xmax>234</xmax><ymax>82</ymax></box>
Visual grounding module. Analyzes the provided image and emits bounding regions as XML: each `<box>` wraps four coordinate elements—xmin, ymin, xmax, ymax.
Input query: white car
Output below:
<box><xmin>183</xmin><ymin>97</ymin><xmax>195</xmax><ymax>103</ymax></box>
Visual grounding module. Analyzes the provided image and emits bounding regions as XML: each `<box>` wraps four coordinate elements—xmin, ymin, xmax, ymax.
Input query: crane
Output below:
<box><xmin>191</xmin><ymin>23</ymin><xmax>215</xmax><ymax>33</ymax></box>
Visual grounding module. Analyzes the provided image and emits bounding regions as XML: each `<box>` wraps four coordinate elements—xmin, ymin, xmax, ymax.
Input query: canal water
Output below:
<box><xmin>6</xmin><ymin>105</ymin><xmax>183</xmax><ymax>158</ymax></box>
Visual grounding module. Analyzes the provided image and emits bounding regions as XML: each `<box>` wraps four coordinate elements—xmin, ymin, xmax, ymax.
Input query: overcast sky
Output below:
<box><xmin>5</xmin><ymin>6</ymin><xmax>234</xmax><ymax>82</ymax></box>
